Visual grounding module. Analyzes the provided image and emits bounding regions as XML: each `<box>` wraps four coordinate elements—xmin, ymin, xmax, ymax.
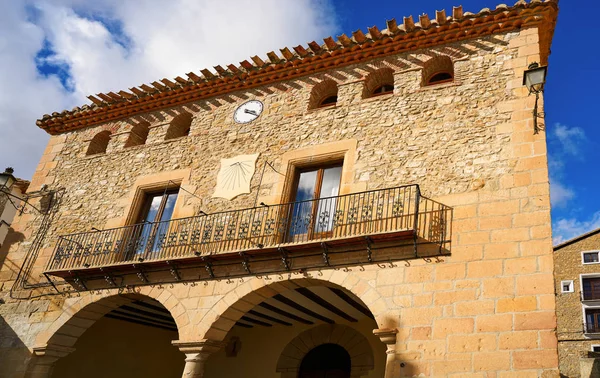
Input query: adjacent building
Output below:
<box><xmin>0</xmin><ymin>1</ymin><xmax>560</xmax><ymax>377</ymax></box>
<box><xmin>554</xmin><ymin>228</ymin><xmax>600</xmax><ymax>377</ymax></box>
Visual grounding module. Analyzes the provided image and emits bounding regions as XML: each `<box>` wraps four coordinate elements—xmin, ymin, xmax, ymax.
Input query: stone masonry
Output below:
<box><xmin>0</xmin><ymin>4</ymin><xmax>559</xmax><ymax>377</ymax></box>
<box><xmin>554</xmin><ymin>229</ymin><xmax>600</xmax><ymax>377</ymax></box>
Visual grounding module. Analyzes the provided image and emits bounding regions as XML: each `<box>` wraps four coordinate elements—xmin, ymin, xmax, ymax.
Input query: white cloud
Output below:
<box><xmin>547</xmin><ymin>123</ymin><xmax>587</xmax><ymax>209</ymax></box>
<box><xmin>552</xmin><ymin>123</ymin><xmax>586</xmax><ymax>157</ymax></box>
<box><xmin>0</xmin><ymin>0</ymin><xmax>338</xmax><ymax>180</ymax></box>
<box><xmin>553</xmin><ymin>211</ymin><xmax>600</xmax><ymax>245</ymax></box>
<box><xmin>550</xmin><ymin>181</ymin><xmax>574</xmax><ymax>209</ymax></box>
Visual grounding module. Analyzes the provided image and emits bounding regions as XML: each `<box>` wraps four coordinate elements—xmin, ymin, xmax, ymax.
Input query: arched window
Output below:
<box><xmin>299</xmin><ymin>344</ymin><xmax>351</xmax><ymax>378</ymax></box>
<box><xmin>165</xmin><ymin>113</ymin><xmax>192</xmax><ymax>140</ymax></box>
<box><xmin>124</xmin><ymin>122</ymin><xmax>150</xmax><ymax>148</ymax></box>
<box><xmin>363</xmin><ymin>67</ymin><xmax>394</xmax><ymax>98</ymax></box>
<box><xmin>308</xmin><ymin>80</ymin><xmax>338</xmax><ymax>110</ymax></box>
<box><xmin>422</xmin><ymin>55</ymin><xmax>454</xmax><ymax>86</ymax></box>
<box><xmin>86</xmin><ymin>131</ymin><xmax>111</xmax><ymax>156</ymax></box>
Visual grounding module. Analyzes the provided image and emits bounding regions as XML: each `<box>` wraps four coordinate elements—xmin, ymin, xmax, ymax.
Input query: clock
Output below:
<box><xmin>233</xmin><ymin>100</ymin><xmax>263</xmax><ymax>124</ymax></box>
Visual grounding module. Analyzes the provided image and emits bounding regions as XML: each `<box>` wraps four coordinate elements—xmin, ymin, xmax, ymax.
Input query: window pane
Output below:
<box><xmin>290</xmin><ymin>171</ymin><xmax>318</xmax><ymax>238</ymax></box>
<box><xmin>320</xmin><ymin>167</ymin><xmax>342</xmax><ymax>199</ymax></box>
<box><xmin>295</xmin><ymin>171</ymin><xmax>318</xmax><ymax>202</ymax></box>
<box><xmin>314</xmin><ymin>167</ymin><xmax>342</xmax><ymax>233</ymax></box>
<box><xmin>144</xmin><ymin>195</ymin><xmax>163</xmax><ymax>223</ymax></box>
<box><xmin>584</xmin><ymin>253</ymin><xmax>599</xmax><ymax>263</ymax></box>
<box><xmin>160</xmin><ymin>193</ymin><xmax>178</xmax><ymax>222</ymax></box>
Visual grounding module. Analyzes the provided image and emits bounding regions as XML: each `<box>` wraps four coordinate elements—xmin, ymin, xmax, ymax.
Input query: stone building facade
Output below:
<box><xmin>0</xmin><ymin>1</ymin><xmax>559</xmax><ymax>377</ymax></box>
<box><xmin>554</xmin><ymin>229</ymin><xmax>600</xmax><ymax>377</ymax></box>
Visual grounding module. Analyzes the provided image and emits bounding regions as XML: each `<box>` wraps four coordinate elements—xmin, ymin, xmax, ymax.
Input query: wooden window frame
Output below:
<box><xmin>284</xmin><ymin>161</ymin><xmax>344</xmax><ymax>242</ymax></box>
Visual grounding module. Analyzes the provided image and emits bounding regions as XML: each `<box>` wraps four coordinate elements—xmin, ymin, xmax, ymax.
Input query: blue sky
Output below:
<box><xmin>0</xmin><ymin>0</ymin><xmax>596</xmax><ymax>244</ymax></box>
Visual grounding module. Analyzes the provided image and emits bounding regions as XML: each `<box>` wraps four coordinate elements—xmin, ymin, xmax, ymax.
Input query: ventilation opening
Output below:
<box><xmin>422</xmin><ymin>56</ymin><xmax>454</xmax><ymax>87</ymax></box>
<box><xmin>319</xmin><ymin>95</ymin><xmax>338</xmax><ymax>107</ymax></box>
<box><xmin>125</xmin><ymin>122</ymin><xmax>150</xmax><ymax>148</ymax></box>
<box><xmin>363</xmin><ymin>68</ymin><xmax>394</xmax><ymax>99</ymax></box>
<box><xmin>165</xmin><ymin>113</ymin><xmax>192</xmax><ymax>140</ymax></box>
<box><xmin>427</xmin><ymin>72</ymin><xmax>453</xmax><ymax>85</ymax></box>
<box><xmin>86</xmin><ymin>131</ymin><xmax>111</xmax><ymax>156</ymax></box>
<box><xmin>308</xmin><ymin>80</ymin><xmax>339</xmax><ymax>110</ymax></box>
<box><xmin>372</xmin><ymin>84</ymin><xmax>394</xmax><ymax>96</ymax></box>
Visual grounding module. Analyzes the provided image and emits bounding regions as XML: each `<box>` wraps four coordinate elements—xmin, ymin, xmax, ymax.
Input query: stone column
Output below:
<box><xmin>373</xmin><ymin>328</ymin><xmax>398</xmax><ymax>378</ymax></box>
<box><xmin>26</xmin><ymin>344</ymin><xmax>75</xmax><ymax>378</ymax></box>
<box><xmin>172</xmin><ymin>339</ymin><xmax>225</xmax><ymax>378</ymax></box>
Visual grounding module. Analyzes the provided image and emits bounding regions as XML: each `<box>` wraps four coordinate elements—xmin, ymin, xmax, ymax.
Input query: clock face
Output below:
<box><xmin>233</xmin><ymin>100</ymin><xmax>263</xmax><ymax>124</ymax></box>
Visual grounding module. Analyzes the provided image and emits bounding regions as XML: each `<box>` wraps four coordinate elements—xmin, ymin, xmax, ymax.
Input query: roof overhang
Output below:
<box><xmin>36</xmin><ymin>0</ymin><xmax>558</xmax><ymax>135</ymax></box>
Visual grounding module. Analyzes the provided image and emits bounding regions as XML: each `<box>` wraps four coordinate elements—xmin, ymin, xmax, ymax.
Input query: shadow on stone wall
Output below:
<box><xmin>0</xmin><ymin>227</ymin><xmax>25</xmax><ymax>272</ymax></box>
<box><xmin>578</xmin><ymin>354</ymin><xmax>600</xmax><ymax>378</ymax></box>
<box><xmin>0</xmin><ymin>315</ymin><xmax>32</xmax><ymax>378</ymax></box>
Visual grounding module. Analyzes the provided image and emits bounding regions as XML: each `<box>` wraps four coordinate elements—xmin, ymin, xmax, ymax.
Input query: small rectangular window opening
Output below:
<box><xmin>561</xmin><ymin>280</ymin><xmax>574</xmax><ymax>293</ymax></box>
<box><xmin>592</xmin><ymin>345</ymin><xmax>600</xmax><ymax>352</ymax></box>
<box><xmin>583</xmin><ymin>251</ymin><xmax>600</xmax><ymax>264</ymax></box>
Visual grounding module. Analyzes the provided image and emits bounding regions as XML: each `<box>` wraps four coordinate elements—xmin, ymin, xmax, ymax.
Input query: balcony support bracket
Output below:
<box><xmin>133</xmin><ymin>264</ymin><xmax>148</xmax><ymax>283</ymax></box>
<box><xmin>321</xmin><ymin>242</ymin><xmax>331</xmax><ymax>267</ymax></box>
<box><xmin>167</xmin><ymin>261</ymin><xmax>181</xmax><ymax>281</ymax></box>
<box><xmin>365</xmin><ymin>236</ymin><xmax>373</xmax><ymax>263</ymax></box>
<box><xmin>43</xmin><ymin>273</ymin><xmax>61</xmax><ymax>294</ymax></box>
<box><xmin>100</xmin><ymin>268</ymin><xmax>116</xmax><ymax>287</ymax></box>
<box><xmin>279</xmin><ymin>248</ymin><xmax>290</xmax><ymax>271</ymax></box>
<box><xmin>202</xmin><ymin>257</ymin><xmax>215</xmax><ymax>279</ymax></box>
<box><xmin>239</xmin><ymin>252</ymin><xmax>251</xmax><ymax>274</ymax></box>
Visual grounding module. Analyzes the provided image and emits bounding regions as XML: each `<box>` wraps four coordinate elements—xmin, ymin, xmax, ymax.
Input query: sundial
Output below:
<box><xmin>213</xmin><ymin>154</ymin><xmax>259</xmax><ymax>200</ymax></box>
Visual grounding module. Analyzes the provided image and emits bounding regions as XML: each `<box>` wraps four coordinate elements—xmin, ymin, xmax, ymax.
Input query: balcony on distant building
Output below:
<box><xmin>43</xmin><ymin>184</ymin><xmax>452</xmax><ymax>290</ymax></box>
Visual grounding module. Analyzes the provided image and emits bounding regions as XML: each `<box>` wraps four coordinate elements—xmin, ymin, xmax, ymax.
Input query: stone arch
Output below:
<box><xmin>29</xmin><ymin>289</ymin><xmax>187</xmax><ymax>377</ymax></box>
<box><xmin>276</xmin><ymin>324</ymin><xmax>375</xmax><ymax>378</ymax></box>
<box><xmin>194</xmin><ymin>273</ymin><xmax>388</xmax><ymax>342</ymax></box>
<box><xmin>124</xmin><ymin>121</ymin><xmax>150</xmax><ymax>147</ymax></box>
<box><xmin>421</xmin><ymin>55</ymin><xmax>454</xmax><ymax>86</ymax></box>
<box><xmin>307</xmin><ymin>79</ymin><xmax>338</xmax><ymax>109</ymax></box>
<box><xmin>362</xmin><ymin>67</ymin><xmax>394</xmax><ymax>98</ymax></box>
<box><xmin>165</xmin><ymin>112</ymin><xmax>192</xmax><ymax>140</ymax></box>
<box><xmin>85</xmin><ymin>130</ymin><xmax>111</xmax><ymax>155</ymax></box>
<box><xmin>35</xmin><ymin>288</ymin><xmax>187</xmax><ymax>350</ymax></box>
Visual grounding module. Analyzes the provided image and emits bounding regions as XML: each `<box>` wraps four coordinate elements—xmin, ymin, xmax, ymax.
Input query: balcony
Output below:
<box><xmin>44</xmin><ymin>185</ymin><xmax>452</xmax><ymax>289</ymax></box>
<box><xmin>585</xmin><ymin>323</ymin><xmax>600</xmax><ymax>334</ymax></box>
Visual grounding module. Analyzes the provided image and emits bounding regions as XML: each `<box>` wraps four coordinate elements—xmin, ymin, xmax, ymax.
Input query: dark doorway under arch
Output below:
<box><xmin>299</xmin><ymin>343</ymin><xmax>351</xmax><ymax>378</ymax></box>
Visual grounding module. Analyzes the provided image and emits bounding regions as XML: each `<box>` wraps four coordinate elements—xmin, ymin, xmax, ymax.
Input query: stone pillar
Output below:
<box><xmin>172</xmin><ymin>340</ymin><xmax>225</xmax><ymax>378</ymax></box>
<box><xmin>26</xmin><ymin>344</ymin><xmax>75</xmax><ymax>378</ymax></box>
<box><xmin>373</xmin><ymin>328</ymin><xmax>398</xmax><ymax>378</ymax></box>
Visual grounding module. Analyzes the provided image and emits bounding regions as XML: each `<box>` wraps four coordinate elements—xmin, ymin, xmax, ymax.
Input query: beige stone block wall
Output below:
<box><xmin>0</xmin><ymin>27</ymin><xmax>559</xmax><ymax>377</ymax></box>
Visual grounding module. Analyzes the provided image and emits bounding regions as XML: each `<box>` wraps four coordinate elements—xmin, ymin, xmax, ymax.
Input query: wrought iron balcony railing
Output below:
<box><xmin>44</xmin><ymin>185</ymin><xmax>452</xmax><ymax>283</ymax></box>
<box><xmin>584</xmin><ymin>323</ymin><xmax>600</xmax><ymax>334</ymax></box>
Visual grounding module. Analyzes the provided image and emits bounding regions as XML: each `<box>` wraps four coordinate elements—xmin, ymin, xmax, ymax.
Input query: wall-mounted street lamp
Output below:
<box><xmin>523</xmin><ymin>62</ymin><xmax>548</xmax><ymax>134</ymax></box>
<box><xmin>0</xmin><ymin>167</ymin><xmax>16</xmax><ymax>190</ymax></box>
<box><xmin>0</xmin><ymin>167</ymin><xmax>45</xmax><ymax>215</ymax></box>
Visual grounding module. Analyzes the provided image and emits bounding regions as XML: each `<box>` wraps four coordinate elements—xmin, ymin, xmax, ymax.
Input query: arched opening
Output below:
<box><xmin>422</xmin><ymin>55</ymin><xmax>454</xmax><ymax>86</ymax></box>
<box><xmin>86</xmin><ymin>131</ymin><xmax>111</xmax><ymax>156</ymax></box>
<box><xmin>362</xmin><ymin>68</ymin><xmax>394</xmax><ymax>98</ymax></box>
<box><xmin>125</xmin><ymin>121</ymin><xmax>150</xmax><ymax>147</ymax></box>
<box><xmin>202</xmin><ymin>279</ymin><xmax>385</xmax><ymax>378</ymax></box>
<box><xmin>299</xmin><ymin>343</ymin><xmax>351</xmax><ymax>378</ymax></box>
<box><xmin>165</xmin><ymin>113</ymin><xmax>192</xmax><ymax>140</ymax></box>
<box><xmin>308</xmin><ymin>80</ymin><xmax>339</xmax><ymax>109</ymax></box>
<box><xmin>44</xmin><ymin>295</ymin><xmax>183</xmax><ymax>378</ymax></box>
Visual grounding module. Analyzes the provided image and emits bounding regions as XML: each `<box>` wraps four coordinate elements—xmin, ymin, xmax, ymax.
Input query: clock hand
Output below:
<box><xmin>244</xmin><ymin>109</ymin><xmax>258</xmax><ymax>116</ymax></box>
